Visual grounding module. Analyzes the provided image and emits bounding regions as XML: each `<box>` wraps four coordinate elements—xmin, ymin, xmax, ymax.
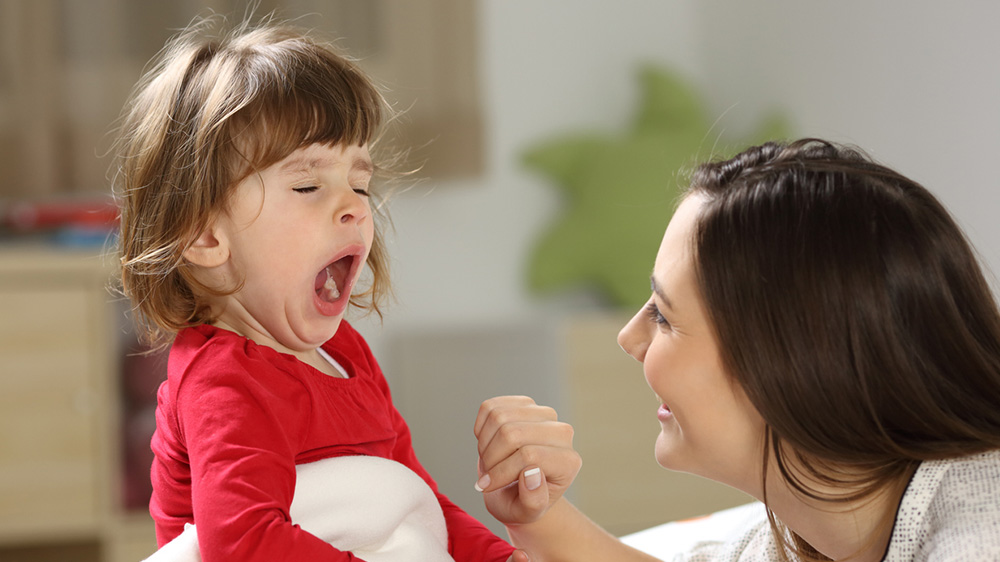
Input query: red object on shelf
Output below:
<box><xmin>2</xmin><ymin>199</ymin><xmax>120</xmax><ymax>232</ymax></box>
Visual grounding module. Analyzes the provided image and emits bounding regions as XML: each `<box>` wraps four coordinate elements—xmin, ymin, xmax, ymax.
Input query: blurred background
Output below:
<box><xmin>1</xmin><ymin>0</ymin><xmax>998</xmax><ymax>560</ymax></box>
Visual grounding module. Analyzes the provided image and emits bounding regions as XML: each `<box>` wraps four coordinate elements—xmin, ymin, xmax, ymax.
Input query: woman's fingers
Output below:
<box><xmin>477</xmin><ymin>427</ymin><xmax>577</xmax><ymax>491</ymax></box>
<box><xmin>474</xmin><ymin>396</ymin><xmax>582</xmax><ymax>524</ymax></box>
<box><xmin>489</xmin><ymin>466</ymin><xmax>551</xmax><ymax>522</ymax></box>
<box><xmin>475</xmin><ymin>396</ymin><xmax>535</xmax><ymax>435</ymax></box>
<box><xmin>475</xmin><ymin>396</ymin><xmax>557</xmax><ymax>446</ymax></box>
<box><xmin>475</xmin><ymin>396</ymin><xmax>564</xmax><ymax>469</ymax></box>
<box><xmin>506</xmin><ymin>549</ymin><xmax>531</xmax><ymax>562</ymax></box>
<box><xmin>478</xmin><ymin>444</ymin><xmax>581</xmax><ymax>492</ymax></box>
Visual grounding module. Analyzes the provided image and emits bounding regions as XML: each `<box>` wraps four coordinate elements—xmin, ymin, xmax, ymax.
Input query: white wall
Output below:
<box><xmin>357</xmin><ymin>0</ymin><xmax>1000</xmax><ymax>343</ymax></box>
<box><xmin>353</xmin><ymin>0</ymin><xmax>703</xmax><ymax>347</ymax></box>
<box><xmin>693</xmin><ymin>0</ymin><xmax>1000</xmax><ymax>270</ymax></box>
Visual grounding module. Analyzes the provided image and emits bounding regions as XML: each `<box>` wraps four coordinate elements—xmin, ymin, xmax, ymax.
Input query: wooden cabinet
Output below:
<box><xmin>0</xmin><ymin>246</ymin><xmax>157</xmax><ymax>561</ymax></box>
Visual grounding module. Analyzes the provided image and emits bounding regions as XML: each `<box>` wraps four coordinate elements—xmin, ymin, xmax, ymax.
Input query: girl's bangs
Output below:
<box><xmin>227</xmin><ymin>59</ymin><xmax>384</xmax><ymax>180</ymax></box>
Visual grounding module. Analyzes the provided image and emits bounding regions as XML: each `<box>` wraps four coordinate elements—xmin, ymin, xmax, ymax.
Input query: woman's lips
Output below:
<box><xmin>657</xmin><ymin>404</ymin><xmax>673</xmax><ymax>421</ymax></box>
<box><xmin>656</xmin><ymin>396</ymin><xmax>673</xmax><ymax>422</ymax></box>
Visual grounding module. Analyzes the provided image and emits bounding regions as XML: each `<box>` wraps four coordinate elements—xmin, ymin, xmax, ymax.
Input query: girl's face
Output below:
<box><xmin>617</xmin><ymin>194</ymin><xmax>766</xmax><ymax>493</ymax></box>
<box><xmin>207</xmin><ymin>142</ymin><xmax>375</xmax><ymax>355</ymax></box>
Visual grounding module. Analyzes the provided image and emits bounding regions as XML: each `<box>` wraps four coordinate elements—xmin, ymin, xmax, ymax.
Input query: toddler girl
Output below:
<box><xmin>113</xmin><ymin>16</ymin><xmax>516</xmax><ymax>562</ymax></box>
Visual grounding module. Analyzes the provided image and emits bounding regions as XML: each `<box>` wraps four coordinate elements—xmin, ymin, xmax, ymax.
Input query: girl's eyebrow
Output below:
<box><xmin>278</xmin><ymin>157</ymin><xmax>329</xmax><ymax>174</ymax></box>
<box><xmin>278</xmin><ymin>156</ymin><xmax>374</xmax><ymax>175</ymax></box>
<box><xmin>650</xmin><ymin>276</ymin><xmax>674</xmax><ymax>311</ymax></box>
<box><xmin>352</xmin><ymin>157</ymin><xmax>374</xmax><ymax>175</ymax></box>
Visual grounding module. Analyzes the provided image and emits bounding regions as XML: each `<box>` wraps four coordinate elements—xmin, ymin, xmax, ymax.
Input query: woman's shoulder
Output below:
<box><xmin>933</xmin><ymin>449</ymin><xmax>1000</xmax><ymax>515</ymax></box>
<box><xmin>891</xmin><ymin>450</ymin><xmax>1000</xmax><ymax>560</ymax></box>
<box><xmin>621</xmin><ymin>503</ymin><xmax>776</xmax><ymax>562</ymax></box>
<box><xmin>931</xmin><ymin>448</ymin><xmax>1000</xmax><ymax>501</ymax></box>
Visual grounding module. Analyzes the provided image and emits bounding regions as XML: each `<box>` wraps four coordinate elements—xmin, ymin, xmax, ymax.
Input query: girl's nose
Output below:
<box><xmin>336</xmin><ymin>192</ymin><xmax>369</xmax><ymax>225</ymax></box>
<box><xmin>617</xmin><ymin>307</ymin><xmax>650</xmax><ymax>363</ymax></box>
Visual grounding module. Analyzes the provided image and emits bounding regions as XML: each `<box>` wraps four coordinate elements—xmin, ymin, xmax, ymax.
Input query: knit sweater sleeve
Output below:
<box><xmin>173</xmin><ymin>337</ymin><xmax>363</xmax><ymax>561</ymax></box>
<box><xmin>339</xmin><ymin>325</ymin><xmax>516</xmax><ymax>562</ymax></box>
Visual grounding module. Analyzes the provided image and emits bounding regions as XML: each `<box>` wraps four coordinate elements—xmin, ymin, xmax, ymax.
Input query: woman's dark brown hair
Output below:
<box><xmin>688</xmin><ymin>138</ymin><xmax>1000</xmax><ymax>559</ymax></box>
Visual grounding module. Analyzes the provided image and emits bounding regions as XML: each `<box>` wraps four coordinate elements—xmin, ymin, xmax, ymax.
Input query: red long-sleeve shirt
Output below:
<box><xmin>149</xmin><ymin>322</ymin><xmax>513</xmax><ymax>561</ymax></box>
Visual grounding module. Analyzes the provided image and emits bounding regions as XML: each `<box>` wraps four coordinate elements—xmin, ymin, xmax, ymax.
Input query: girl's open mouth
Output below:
<box><xmin>315</xmin><ymin>255</ymin><xmax>355</xmax><ymax>303</ymax></box>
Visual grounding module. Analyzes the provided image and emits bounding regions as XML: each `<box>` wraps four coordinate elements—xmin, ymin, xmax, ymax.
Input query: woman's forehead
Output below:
<box><xmin>651</xmin><ymin>195</ymin><xmax>704</xmax><ymax>308</ymax></box>
<box><xmin>655</xmin><ymin>195</ymin><xmax>703</xmax><ymax>270</ymax></box>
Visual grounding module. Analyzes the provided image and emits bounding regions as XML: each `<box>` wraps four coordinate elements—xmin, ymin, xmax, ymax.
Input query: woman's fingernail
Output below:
<box><xmin>475</xmin><ymin>473</ymin><xmax>491</xmax><ymax>492</ymax></box>
<box><xmin>524</xmin><ymin>467</ymin><xmax>542</xmax><ymax>491</ymax></box>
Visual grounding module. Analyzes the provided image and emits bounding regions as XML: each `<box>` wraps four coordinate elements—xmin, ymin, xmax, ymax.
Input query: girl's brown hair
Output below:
<box><xmin>688</xmin><ymin>138</ymin><xmax>1000</xmax><ymax>559</ymax></box>
<box><xmin>113</xmin><ymin>16</ymin><xmax>395</xmax><ymax>347</ymax></box>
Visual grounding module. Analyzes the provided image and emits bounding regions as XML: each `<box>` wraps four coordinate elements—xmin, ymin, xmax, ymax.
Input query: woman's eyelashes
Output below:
<box><xmin>645</xmin><ymin>302</ymin><xmax>670</xmax><ymax>327</ymax></box>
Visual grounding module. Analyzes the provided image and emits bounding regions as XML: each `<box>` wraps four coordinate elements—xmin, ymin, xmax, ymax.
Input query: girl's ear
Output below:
<box><xmin>182</xmin><ymin>224</ymin><xmax>230</xmax><ymax>268</ymax></box>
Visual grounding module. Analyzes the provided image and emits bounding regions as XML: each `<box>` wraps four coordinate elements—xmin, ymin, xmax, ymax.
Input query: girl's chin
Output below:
<box><xmin>304</xmin><ymin>319</ymin><xmax>345</xmax><ymax>343</ymax></box>
<box><xmin>275</xmin><ymin>317</ymin><xmax>345</xmax><ymax>351</ymax></box>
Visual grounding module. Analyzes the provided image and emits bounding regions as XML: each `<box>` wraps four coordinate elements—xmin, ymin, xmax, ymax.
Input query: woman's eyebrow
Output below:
<box><xmin>650</xmin><ymin>276</ymin><xmax>674</xmax><ymax>311</ymax></box>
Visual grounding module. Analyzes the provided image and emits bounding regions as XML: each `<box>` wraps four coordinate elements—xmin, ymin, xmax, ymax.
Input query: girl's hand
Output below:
<box><xmin>474</xmin><ymin>396</ymin><xmax>582</xmax><ymax>525</ymax></box>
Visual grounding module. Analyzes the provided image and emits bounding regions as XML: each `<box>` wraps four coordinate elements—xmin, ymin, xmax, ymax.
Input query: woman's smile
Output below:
<box><xmin>619</xmin><ymin>194</ymin><xmax>766</xmax><ymax>488</ymax></box>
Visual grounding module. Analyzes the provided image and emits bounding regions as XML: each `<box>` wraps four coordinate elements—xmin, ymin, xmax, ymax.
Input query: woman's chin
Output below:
<box><xmin>653</xmin><ymin>434</ymin><xmax>682</xmax><ymax>470</ymax></box>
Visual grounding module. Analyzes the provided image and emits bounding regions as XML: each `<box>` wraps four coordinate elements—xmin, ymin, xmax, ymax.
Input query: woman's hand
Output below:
<box><xmin>506</xmin><ymin>550</ymin><xmax>531</xmax><ymax>562</ymax></box>
<box><xmin>474</xmin><ymin>396</ymin><xmax>582</xmax><ymax>525</ymax></box>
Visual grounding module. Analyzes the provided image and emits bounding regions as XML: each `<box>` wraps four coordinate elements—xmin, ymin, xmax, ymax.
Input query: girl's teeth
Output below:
<box><xmin>323</xmin><ymin>269</ymin><xmax>340</xmax><ymax>300</ymax></box>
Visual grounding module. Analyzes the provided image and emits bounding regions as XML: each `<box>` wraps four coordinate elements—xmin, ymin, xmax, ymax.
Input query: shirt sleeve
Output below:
<box><xmin>176</xmin><ymin>343</ymin><xmax>364</xmax><ymax>562</ymax></box>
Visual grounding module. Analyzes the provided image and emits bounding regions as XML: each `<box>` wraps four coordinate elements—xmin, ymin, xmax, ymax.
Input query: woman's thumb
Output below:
<box><xmin>508</xmin><ymin>549</ymin><xmax>531</xmax><ymax>562</ymax></box>
<box><xmin>517</xmin><ymin>466</ymin><xmax>550</xmax><ymax>519</ymax></box>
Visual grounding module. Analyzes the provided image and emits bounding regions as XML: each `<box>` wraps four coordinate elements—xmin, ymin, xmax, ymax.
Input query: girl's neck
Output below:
<box><xmin>210</xmin><ymin>319</ymin><xmax>343</xmax><ymax>377</ymax></box>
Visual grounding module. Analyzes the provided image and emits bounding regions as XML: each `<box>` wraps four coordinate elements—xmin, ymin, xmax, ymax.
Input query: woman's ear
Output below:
<box><xmin>182</xmin><ymin>224</ymin><xmax>230</xmax><ymax>268</ymax></box>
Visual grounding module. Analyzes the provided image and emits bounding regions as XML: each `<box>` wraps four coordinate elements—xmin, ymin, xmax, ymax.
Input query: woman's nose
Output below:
<box><xmin>617</xmin><ymin>308</ymin><xmax>650</xmax><ymax>363</ymax></box>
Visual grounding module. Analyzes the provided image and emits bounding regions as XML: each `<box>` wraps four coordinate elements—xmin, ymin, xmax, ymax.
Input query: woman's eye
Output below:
<box><xmin>293</xmin><ymin>186</ymin><xmax>319</xmax><ymax>194</ymax></box>
<box><xmin>645</xmin><ymin>302</ymin><xmax>670</xmax><ymax>327</ymax></box>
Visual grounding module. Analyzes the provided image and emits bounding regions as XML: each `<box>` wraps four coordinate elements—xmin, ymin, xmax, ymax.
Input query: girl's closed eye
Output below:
<box><xmin>353</xmin><ymin>187</ymin><xmax>370</xmax><ymax>197</ymax></box>
<box><xmin>293</xmin><ymin>185</ymin><xmax>319</xmax><ymax>194</ymax></box>
<box><xmin>645</xmin><ymin>302</ymin><xmax>670</xmax><ymax>327</ymax></box>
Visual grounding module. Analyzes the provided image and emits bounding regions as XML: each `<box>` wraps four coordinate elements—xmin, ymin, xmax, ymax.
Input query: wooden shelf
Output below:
<box><xmin>0</xmin><ymin>245</ymin><xmax>157</xmax><ymax>561</ymax></box>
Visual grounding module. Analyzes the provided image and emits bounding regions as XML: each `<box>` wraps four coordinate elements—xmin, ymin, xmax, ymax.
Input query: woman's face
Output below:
<box><xmin>618</xmin><ymin>193</ymin><xmax>766</xmax><ymax>493</ymax></box>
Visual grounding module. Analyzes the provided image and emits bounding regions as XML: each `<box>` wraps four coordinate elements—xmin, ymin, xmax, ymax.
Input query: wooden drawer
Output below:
<box><xmin>0</xmin><ymin>284</ymin><xmax>103</xmax><ymax>541</ymax></box>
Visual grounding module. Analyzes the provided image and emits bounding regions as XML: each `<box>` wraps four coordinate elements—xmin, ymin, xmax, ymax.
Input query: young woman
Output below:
<box><xmin>474</xmin><ymin>139</ymin><xmax>1000</xmax><ymax>561</ymax></box>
